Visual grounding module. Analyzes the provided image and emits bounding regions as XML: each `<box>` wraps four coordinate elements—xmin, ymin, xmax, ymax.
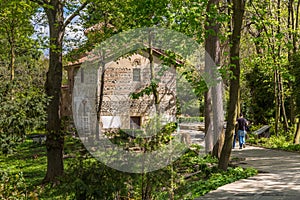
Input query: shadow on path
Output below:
<box><xmin>196</xmin><ymin>146</ymin><xmax>300</xmax><ymax>200</ymax></box>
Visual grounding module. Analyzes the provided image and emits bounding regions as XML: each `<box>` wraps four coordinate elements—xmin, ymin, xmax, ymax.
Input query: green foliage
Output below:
<box><xmin>0</xmin><ymin>136</ymin><xmax>258</xmax><ymax>199</ymax></box>
<box><xmin>0</xmin><ymin>52</ymin><xmax>48</xmax><ymax>153</ymax></box>
<box><xmin>0</xmin><ymin>170</ymin><xmax>28</xmax><ymax>200</ymax></box>
<box><xmin>247</xmin><ymin>124</ymin><xmax>300</xmax><ymax>152</ymax></box>
<box><xmin>42</xmin><ymin>145</ymin><xmax>253</xmax><ymax>200</ymax></box>
<box><xmin>282</xmin><ymin>144</ymin><xmax>300</xmax><ymax>152</ymax></box>
<box><xmin>44</xmin><ymin>156</ymin><xmax>174</xmax><ymax>200</ymax></box>
<box><xmin>176</xmin><ymin>167</ymin><xmax>257</xmax><ymax>199</ymax></box>
<box><xmin>144</xmin><ymin>121</ymin><xmax>177</xmax><ymax>151</ymax></box>
<box><xmin>179</xmin><ymin>116</ymin><xmax>204</xmax><ymax>123</ymax></box>
<box><xmin>240</xmin><ymin>0</ymin><xmax>297</xmax><ymax>129</ymax></box>
<box><xmin>59</xmin><ymin>158</ymin><xmax>130</xmax><ymax>200</ymax></box>
<box><xmin>0</xmin><ymin>0</ymin><xmax>47</xmax><ymax>155</ymax></box>
<box><xmin>263</xmin><ymin>135</ymin><xmax>291</xmax><ymax>149</ymax></box>
<box><xmin>291</xmin><ymin>52</ymin><xmax>300</xmax><ymax>115</ymax></box>
<box><xmin>176</xmin><ymin>73</ymin><xmax>204</xmax><ymax>117</ymax></box>
<box><xmin>0</xmin><ymin>0</ymin><xmax>38</xmax><ymax>63</ymax></box>
<box><xmin>172</xmin><ymin>151</ymin><xmax>257</xmax><ymax>199</ymax></box>
<box><xmin>244</xmin><ymin>66</ymin><xmax>274</xmax><ymax>124</ymax></box>
<box><xmin>104</xmin><ymin>119</ymin><xmax>176</xmax><ymax>152</ymax></box>
<box><xmin>0</xmin><ymin>134</ymin><xmax>22</xmax><ymax>155</ymax></box>
<box><xmin>0</xmin><ymin>140</ymin><xmax>45</xmax><ymax>199</ymax></box>
<box><xmin>0</xmin><ymin>169</ymin><xmax>40</xmax><ymax>200</ymax></box>
<box><xmin>0</xmin><ymin>81</ymin><xmax>48</xmax><ymax>154</ymax></box>
<box><xmin>129</xmin><ymin>81</ymin><xmax>158</xmax><ymax>99</ymax></box>
<box><xmin>248</xmin><ymin>134</ymin><xmax>300</xmax><ymax>152</ymax></box>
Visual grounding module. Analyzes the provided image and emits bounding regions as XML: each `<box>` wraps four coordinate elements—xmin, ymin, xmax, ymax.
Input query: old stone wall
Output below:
<box><xmin>66</xmin><ymin>53</ymin><xmax>177</xmax><ymax>134</ymax></box>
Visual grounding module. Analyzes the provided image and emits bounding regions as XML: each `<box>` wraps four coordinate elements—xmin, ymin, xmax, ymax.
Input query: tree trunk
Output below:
<box><xmin>289</xmin><ymin>0</ymin><xmax>300</xmax><ymax>124</ymax></box>
<box><xmin>274</xmin><ymin>0</ymin><xmax>282</xmax><ymax>136</ymax></box>
<box><xmin>295</xmin><ymin>0</ymin><xmax>300</xmax><ymax>54</ymax></box>
<box><xmin>212</xmin><ymin>127</ymin><xmax>225</xmax><ymax>159</ymax></box>
<box><xmin>204</xmin><ymin>90</ymin><xmax>213</xmax><ymax>153</ymax></box>
<box><xmin>292</xmin><ymin>1</ymin><xmax>300</xmax><ymax>143</ymax></box>
<box><xmin>97</xmin><ymin>53</ymin><xmax>106</xmax><ymax>140</ymax></box>
<box><xmin>9</xmin><ymin>40</ymin><xmax>15</xmax><ymax>81</ymax></box>
<box><xmin>43</xmin><ymin>1</ymin><xmax>65</xmax><ymax>182</ymax></box>
<box><xmin>288</xmin><ymin>0</ymin><xmax>294</xmax><ymax>62</ymax></box>
<box><xmin>211</xmin><ymin>83</ymin><xmax>224</xmax><ymax>159</ymax></box>
<box><xmin>294</xmin><ymin>119</ymin><xmax>300</xmax><ymax>144</ymax></box>
<box><xmin>7</xmin><ymin>18</ymin><xmax>16</xmax><ymax>82</ymax></box>
<box><xmin>219</xmin><ymin>0</ymin><xmax>245</xmax><ymax>171</ymax></box>
<box><xmin>204</xmin><ymin>0</ymin><xmax>224</xmax><ymax>156</ymax></box>
<box><xmin>279</xmin><ymin>73</ymin><xmax>289</xmax><ymax>131</ymax></box>
<box><xmin>148</xmin><ymin>30</ymin><xmax>159</xmax><ymax>115</ymax></box>
<box><xmin>204</xmin><ymin>0</ymin><xmax>214</xmax><ymax>154</ymax></box>
<box><xmin>274</xmin><ymin>69</ymin><xmax>279</xmax><ymax>136</ymax></box>
<box><xmin>276</xmin><ymin>0</ymin><xmax>289</xmax><ymax>131</ymax></box>
<box><xmin>30</xmin><ymin>0</ymin><xmax>88</xmax><ymax>183</ymax></box>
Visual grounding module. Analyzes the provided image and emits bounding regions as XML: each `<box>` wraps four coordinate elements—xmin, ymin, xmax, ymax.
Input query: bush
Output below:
<box><xmin>48</xmin><ymin>158</ymin><xmax>131</xmax><ymax>200</ymax></box>
<box><xmin>46</xmin><ymin>157</ymin><xmax>173</xmax><ymax>200</ymax></box>
<box><xmin>283</xmin><ymin>144</ymin><xmax>300</xmax><ymax>152</ymax></box>
<box><xmin>2</xmin><ymin>137</ymin><xmax>258</xmax><ymax>200</ymax></box>
<box><xmin>247</xmin><ymin>125</ymin><xmax>300</xmax><ymax>152</ymax></box>
<box><xmin>0</xmin><ymin>134</ymin><xmax>23</xmax><ymax>154</ymax></box>
<box><xmin>0</xmin><ymin>86</ymin><xmax>48</xmax><ymax>154</ymax></box>
<box><xmin>0</xmin><ymin>170</ymin><xmax>39</xmax><ymax>200</ymax></box>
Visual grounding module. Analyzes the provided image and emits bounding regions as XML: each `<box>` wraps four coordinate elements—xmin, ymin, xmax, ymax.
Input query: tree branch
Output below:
<box><xmin>30</xmin><ymin>0</ymin><xmax>49</xmax><ymax>6</ymax></box>
<box><xmin>62</xmin><ymin>1</ymin><xmax>89</xmax><ymax>31</ymax></box>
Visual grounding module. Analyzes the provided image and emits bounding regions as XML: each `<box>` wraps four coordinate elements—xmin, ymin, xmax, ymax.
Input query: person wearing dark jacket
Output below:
<box><xmin>233</xmin><ymin>113</ymin><xmax>248</xmax><ymax>149</ymax></box>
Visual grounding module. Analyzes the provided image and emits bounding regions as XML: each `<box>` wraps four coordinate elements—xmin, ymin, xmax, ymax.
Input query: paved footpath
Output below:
<box><xmin>195</xmin><ymin>145</ymin><xmax>300</xmax><ymax>200</ymax></box>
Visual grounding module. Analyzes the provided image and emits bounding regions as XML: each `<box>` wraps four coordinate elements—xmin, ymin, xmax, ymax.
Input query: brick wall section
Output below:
<box><xmin>63</xmin><ymin>53</ymin><xmax>176</xmax><ymax>132</ymax></box>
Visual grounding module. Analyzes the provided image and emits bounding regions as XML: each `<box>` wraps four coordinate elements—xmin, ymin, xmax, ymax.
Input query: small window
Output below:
<box><xmin>82</xmin><ymin>116</ymin><xmax>90</xmax><ymax>133</ymax></box>
<box><xmin>82</xmin><ymin>99</ymin><xmax>87</xmax><ymax>116</ymax></box>
<box><xmin>133</xmin><ymin>68</ymin><xmax>141</xmax><ymax>81</ymax></box>
<box><xmin>130</xmin><ymin>116</ymin><xmax>141</xmax><ymax>129</ymax></box>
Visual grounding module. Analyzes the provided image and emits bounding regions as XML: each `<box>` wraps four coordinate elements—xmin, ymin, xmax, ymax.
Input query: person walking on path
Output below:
<box><xmin>233</xmin><ymin>113</ymin><xmax>248</xmax><ymax>149</ymax></box>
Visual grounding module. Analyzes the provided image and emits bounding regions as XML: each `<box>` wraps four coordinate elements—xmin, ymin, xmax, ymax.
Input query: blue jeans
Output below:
<box><xmin>233</xmin><ymin>130</ymin><xmax>246</xmax><ymax>148</ymax></box>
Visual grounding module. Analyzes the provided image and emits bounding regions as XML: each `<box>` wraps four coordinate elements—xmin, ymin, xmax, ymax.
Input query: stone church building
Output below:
<box><xmin>61</xmin><ymin>50</ymin><xmax>177</xmax><ymax>135</ymax></box>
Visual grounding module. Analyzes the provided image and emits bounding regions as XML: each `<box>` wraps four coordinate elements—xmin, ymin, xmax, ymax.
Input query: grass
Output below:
<box><xmin>0</xmin><ymin>140</ymin><xmax>47</xmax><ymax>187</ymax></box>
<box><xmin>1</xmin><ymin>136</ymin><xmax>257</xmax><ymax>199</ymax></box>
<box><xmin>0</xmin><ymin>136</ymin><xmax>86</xmax><ymax>199</ymax></box>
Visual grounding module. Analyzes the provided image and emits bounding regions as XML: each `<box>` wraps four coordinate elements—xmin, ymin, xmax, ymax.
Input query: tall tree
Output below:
<box><xmin>30</xmin><ymin>0</ymin><xmax>89</xmax><ymax>182</ymax></box>
<box><xmin>291</xmin><ymin>53</ymin><xmax>300</xmax><ymax>143</ymax></box>
<box><xmin>219</xmin><ymin>0</ymin><xmax>246</xmax><ymax>170</ymax></box>
<box><xmin>204</xmin><ymin>0</ymin><xmax>225</xmax><ymax>157</ymax></box>
<box><xmin>286</xmin><ymin>0</ymin><xmax>300</xmax><ymax>142</ymax></box>
<box><xmin>0</xmin><ymin>0</ymin><xmax>35</xmax><ymax>81</ymax></box>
